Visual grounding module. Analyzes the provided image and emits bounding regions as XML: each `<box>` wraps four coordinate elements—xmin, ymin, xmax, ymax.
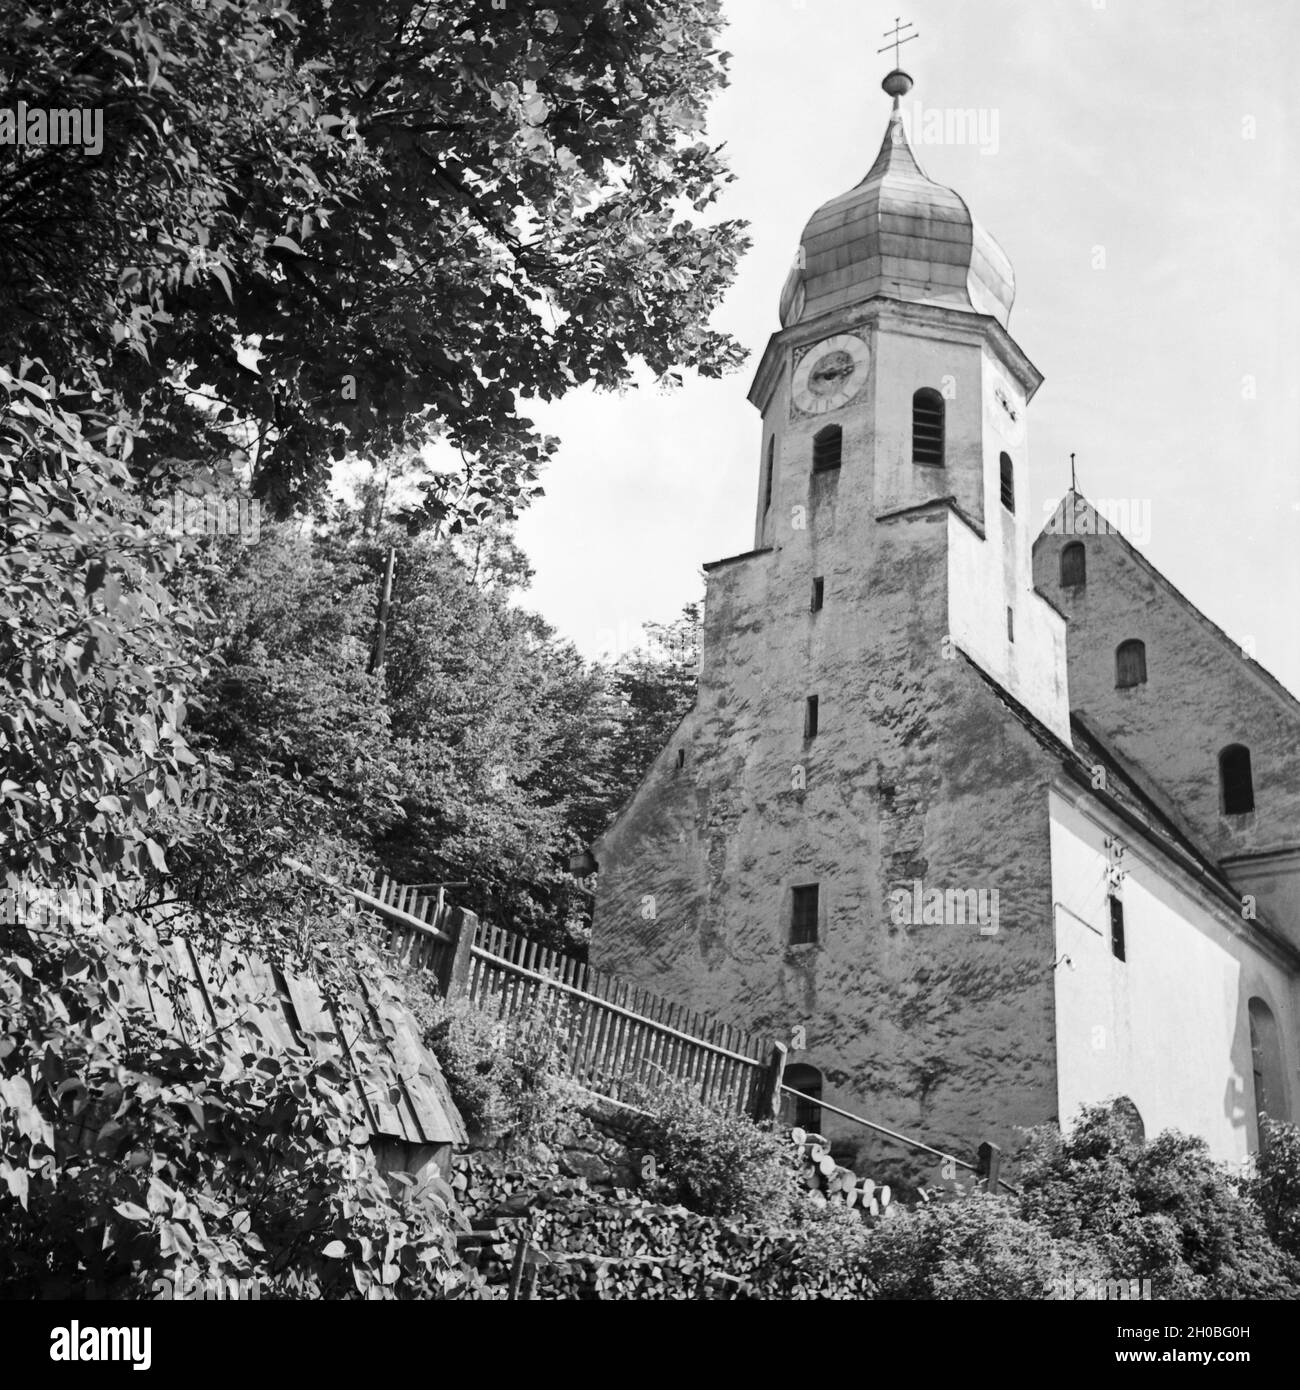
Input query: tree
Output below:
<box><xmin>593</xmin><ymin>600</ymin><xmax>701</xmax><ymax>825</ymax></box>
<box><xmin>1</xmin><ymin>0</ymin><xmax>748</xmax><ymax>525</ymax></box>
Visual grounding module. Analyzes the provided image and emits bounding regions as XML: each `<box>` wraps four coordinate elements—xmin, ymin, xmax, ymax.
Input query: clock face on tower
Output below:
<box><xmin>791</xmin><ymin>333</ymin><xmax>870</xmax><ymax>416</ymax></box>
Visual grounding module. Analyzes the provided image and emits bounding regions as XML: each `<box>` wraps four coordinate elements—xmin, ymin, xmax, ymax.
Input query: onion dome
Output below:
<box><xmin>780</xmin><ymin>71</ymin><xmax>1015</xmax><ymax>329</ymax></box>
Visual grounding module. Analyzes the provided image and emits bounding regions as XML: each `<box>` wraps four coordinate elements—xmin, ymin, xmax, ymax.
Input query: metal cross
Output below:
<box><xmin>877</xmin><ymin>16</ymin><xmax>918</xmax><ymax>67</ymax></box>
<box><xmin>1070</xmin><ymin>452</ymin><xmax>1077</xmax><ymax>492</ymax></box>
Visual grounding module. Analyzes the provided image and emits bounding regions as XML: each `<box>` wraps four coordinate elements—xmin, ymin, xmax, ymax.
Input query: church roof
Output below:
<box><xmin>1034</xmin><ymin>490</ymin><xmax>1300</xmax><ymax>724</ymax></box>
<box><xmin>779</xmin><ymin>71</ymin><xmax>1015</xmax><ymax>330</ymax></box>
<box><xmin>960</xmin><ymin>650</ymin><xmax>1300</xmax><ymax>968</ymax></box>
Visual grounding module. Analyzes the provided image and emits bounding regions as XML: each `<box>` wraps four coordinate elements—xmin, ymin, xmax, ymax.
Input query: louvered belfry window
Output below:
<box><xmin>912</xmin><ymin>388</ymin><xmax>945</xmax><ymax>465</ymax></box>
<box><xmin>763</xmin><ymin>436</ymin><xmax>775</xmax><ymax>512</ymax></box>
<box><xmin>812</xmin><ymin>424</ymin><xmax>841</xmax><ymax>473</ymax></box>
<box><xmin>1000</xmin><ymin>453</ymin><xmax>1015</xmax><ymax>512</ymax></box>
<box><xmin>1115</xmin><ymin>639</ymin><xmax>1147</xmax><ymax>689</ymax></box>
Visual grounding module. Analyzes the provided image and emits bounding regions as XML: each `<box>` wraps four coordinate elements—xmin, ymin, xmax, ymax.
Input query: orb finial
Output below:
<box><xmin>882</xmin><ymin>69</ymin><xmax>913</xmax><ymax>101</ymax></box>
<box><xmin>877</xmin><ymin>17</ymin><xmax>918</xmax><ymax>107</ymax></box>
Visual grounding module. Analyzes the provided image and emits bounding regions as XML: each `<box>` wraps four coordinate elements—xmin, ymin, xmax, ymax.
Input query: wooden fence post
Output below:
<box><xmin>435</xmin><ymin>906</ymin><xmax>478</xmax><ymax>1002</ymax></box>
<box><xmin>977</xmin><ymin>1140</ymin><xmax>1002</xmax><ymax>1193</ymax></box>
<box><xmin>751</xmin><ymin>1040</ymin><xmax>788</xmax><ymax>1122</ymax></box>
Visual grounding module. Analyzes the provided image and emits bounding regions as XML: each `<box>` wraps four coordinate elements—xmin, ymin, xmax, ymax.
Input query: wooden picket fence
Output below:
<box><xmin>290</xmin><ymin>860</ymin><xmax>779</xmax><ymax>1116</ymax></box>
<box><xmin>285</xmin><ymin>859</ymin><xmax>1017</xmax><ymax>1189</ymax></box>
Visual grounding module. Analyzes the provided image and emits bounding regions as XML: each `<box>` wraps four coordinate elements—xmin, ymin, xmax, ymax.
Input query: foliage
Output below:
<box><xmin>598</xmin><ymin>602</ymin><xmax>701</xmax><ymax>819</ymax></box>
<box><xmin>1016</xmin><ymin>1101</ymin><xmax>1300</xmax><ymax>1300</ymax></box>
<box><xmin>414</xmin><ymin>985</ymin><xmax>575</xmax><ymax>1150</ymax></box>
<box><xmin>2</xmin><ymin>0</ymin><xmax>748</xmax><ymax>525</ymax></box>
<box><xmin>0</xmin><ymin>366</ymin><xmax>207</xmax><ymax>909</ymax></box>
<box><xmin>1246</xmin><ymin>1117</ymin><xmax>1300</xmax><ymax>1263</ymax></box>
<box><xmin>0</xmin><ymin>921</ymin><xmax>469</xmax><ymax>1299</ymax></box>
<box><xmin>632</xmin><ymin>1081</ymin><xmax>796</xmax><ymax>1223</ymax></box>
<box><xmin>857</xmin><ymin>1195</ymin><xmax>1104</xmax><ymax>1301</ymax></box>
<box><xmin>378</xmin><ymin>529</ymin><xmax>614</xmax><ymax>944</ymax></box>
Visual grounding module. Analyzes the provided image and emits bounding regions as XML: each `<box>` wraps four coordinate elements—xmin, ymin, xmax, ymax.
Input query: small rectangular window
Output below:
<box><xmin>804</xmin><ymin>695</ymin><xmax>819</xmax><ymax>739</ymax></box>
<box><xmin>811</xmin><ymin>577</ymin><xmax>825</xmax><ymax>612</ymax></box>
<box><xmin>1007</xmin><ymin>606</ymin><xmax>1014</xmax><ymax>642</ymax></box>
<box><xmin>1109</xmin><ymin>895</ymin><xmax>1125</xmax><ymax>961</ymax></box>
<box><xmin>791</xmin><ymin>884</ymin><xmax>819</xmax><ymax>944</ymax></box>
<box><xmin>676</xmin><ymin>748</ymin><xmax>686</xmax><ymax>769</ymax></box>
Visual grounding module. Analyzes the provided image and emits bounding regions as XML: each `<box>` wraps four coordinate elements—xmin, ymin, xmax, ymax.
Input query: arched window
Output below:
<box><xmin>912</xmin><ymin>388</ymin><xmax>944</xmax><ymax>466</ymax></box>
<box><xmin>763</xmin><ymin>436</ymin><xmax>774</xmax><ymax>512</ymax></box>
<box><xmin>999</xmin><ymin>453</ymin><xmax>1015</xmax><ymax>512</ymax></box>
<box><xmin>1248</xmin><ymin>997</ymin><xmax>1289</xmax><ymax>1130</ymax></box>
<box><xmin>783</xmin><ymin>1063</ymin><xmax>823</xmax><ymax>1136</ymax></box>
<box><xmin>1115</xmin><ymin>639</ymin><xmax>1147</xmax><ymax>689</ymax></box>
<box><xmin>1219</xmin><ymin>745</ymin><xmax>1255</xmax><ymax>815</ymax></box>
<box><xmin>1113</xmin><ymin>1097</ymin><xmax>1145</xmax><ymax>1145</ymax></box>
<box><xmin>811</xmin><ymin>424</ymin><xmax>841</xmax><ymax>473</ymax></box>
<box><xmin>1060</xmin><ymin>541</ymin><xmax>1086</xmax><ymax>587</ymax></box>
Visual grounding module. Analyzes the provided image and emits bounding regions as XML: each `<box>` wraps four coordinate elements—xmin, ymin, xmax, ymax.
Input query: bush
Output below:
<box><xmin>1248</xmin><ymin>1117</ymin><xmax>1300</xmax><ymax>1262</ymax></box>
<box><xmin>1017</xmin><ymin>1101</ymin><xmax>1300</xmax><ymax>1299</ymax></box>
<box><xmin>632</xmin><ymin>1083</ymin><xmax>797</xmax><ymax>1223</ymax></box>
<box><xmin>857</xmin><ymin>1194</ymin><xmax>1104</xmax><ymax>1300</ymax></box>
<box><xmin>411</xmin><ymin>982</ymin><xmax>575</xmax><ymax>1149</ymax></box>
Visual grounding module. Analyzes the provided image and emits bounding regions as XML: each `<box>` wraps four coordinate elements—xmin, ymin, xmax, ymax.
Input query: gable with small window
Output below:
<box><xmin>1060</xmin><ymin>541</ymin><xmax>1086</xmax><ymax>587</ymax></box>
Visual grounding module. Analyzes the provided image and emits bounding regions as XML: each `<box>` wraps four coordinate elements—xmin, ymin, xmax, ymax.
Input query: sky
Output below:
<box><xmin>508</xmin><ymin>0</ymin><xmax>1300</xmax><ymax>690</ymax></box>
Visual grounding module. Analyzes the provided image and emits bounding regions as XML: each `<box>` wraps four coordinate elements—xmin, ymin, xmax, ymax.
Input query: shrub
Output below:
<box><xmin>1247</xmin><ymin>1117</ymin><xmax>1300</xmax><ymax>1262</ymax></box>
<box><xmin>412</xmin><ymin>982</ymin><xmax>576</xmax><ymax>1149</ymax></box>
<box><xmin>632</xmin><ymin>1083</ymin><xmax>797</xmax><ymax>1223</ymax></box>
<box><xmin>856</xmin><ymin>1194</ymin><xmax>1103</xmax><ymax>1300</ymax></box>
<box><xmin>1017</xmin><ymin>1101</ymin><xmax>1300</xmax><ymax>1299</ymax></box>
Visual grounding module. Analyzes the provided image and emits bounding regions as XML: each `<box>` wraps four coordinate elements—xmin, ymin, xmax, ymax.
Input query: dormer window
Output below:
<box><xmin>812</xmin><ymin>425</ymin><xmax>841</xmax><ymax>473</ymax></box>
<box><xmin>912</xmin><ymin>389</ymin><xmax>944</xmax><ymax>466</ymax></box>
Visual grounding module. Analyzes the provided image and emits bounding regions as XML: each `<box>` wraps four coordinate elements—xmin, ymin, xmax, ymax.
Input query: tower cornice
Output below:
<box><xmin>747</xmin><ymin>296</ymin><xmax>1043</xmax><ymax>417</ymax></box>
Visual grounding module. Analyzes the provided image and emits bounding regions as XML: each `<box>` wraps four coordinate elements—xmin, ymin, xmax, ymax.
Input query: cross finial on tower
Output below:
<box><xmin>878</xmin><ymin>16</ymin><xmax>918</xmax><ymax>105</ymax></box>
<box><xmin>878</xmin><ymin>16</ymin><xmax>918</xmax><ymax>69</ymax></box>
<box><xmin>1070</xmin><ymin>452</ymin><xmax>1078</xmax><ymax>493</ymax></box>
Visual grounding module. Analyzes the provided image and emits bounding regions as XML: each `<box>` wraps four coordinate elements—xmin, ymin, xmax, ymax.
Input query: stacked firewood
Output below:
<box><xmin>789</xmin><ymin>1128</ymin><xmax>895</xmax><ymax>1218</ymax></box>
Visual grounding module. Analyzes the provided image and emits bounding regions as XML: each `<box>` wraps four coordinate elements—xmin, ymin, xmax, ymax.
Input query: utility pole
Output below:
<box><xmin>368</xmin><ymin>545</ymin><xmax>396</xmax><ymax>675</ymax></box>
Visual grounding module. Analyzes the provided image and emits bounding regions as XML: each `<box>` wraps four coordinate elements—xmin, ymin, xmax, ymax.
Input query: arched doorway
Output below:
<box><xmin>782</xmin><ymin>1063</ymin><xmax>823</xmax><ymax>1136</ymax></box>
<box><xmin>1249</xmin><ymin>998</ymin><xmax>1289</xmax><ymax>1137</ymax></box>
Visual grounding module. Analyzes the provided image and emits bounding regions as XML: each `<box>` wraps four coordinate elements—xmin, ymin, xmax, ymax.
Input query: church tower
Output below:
<box><xmin>591</xmin><ymin>66</ymin><xmax>1078</xmax><ymax>1168</ymax></box>
<box><xmin>750</xmin><ymin>67</ymin><xmax>1068</xmax><ymax>741</ymax></box>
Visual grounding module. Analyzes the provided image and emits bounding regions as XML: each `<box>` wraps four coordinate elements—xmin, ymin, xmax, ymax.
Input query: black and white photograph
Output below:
<box><xmin>0</xmin><ymin>0</ymin><xmax>1296</xmax><ymax>1363</ymax></box>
